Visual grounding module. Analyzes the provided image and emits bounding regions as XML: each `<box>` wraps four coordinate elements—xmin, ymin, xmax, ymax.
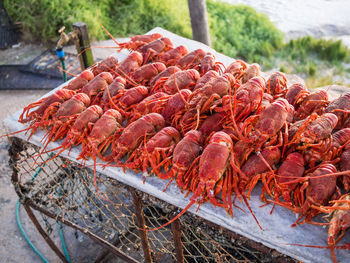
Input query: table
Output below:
<box><xmin>4</xmin><ymin>27</ymin><xmax>349</xmax><ymax>263</ymax></box>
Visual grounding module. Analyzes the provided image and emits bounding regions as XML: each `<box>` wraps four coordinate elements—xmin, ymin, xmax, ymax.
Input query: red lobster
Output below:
<box><xmin>149</xmin><ymin>66</ymin><xmax>181</xmax><ymax>89</ymax></box>
<box><xmin>193</xmin><ymin>70</ymin><xmax>219</xmax><ymax>91</ymax></box>
<box><xmin>91</xmin><ymin>55</ymin><xmax>118</xmax><ymax>76</ymax></box>
<box><xmin>285</xmin><ymin>83</ymin><xmax>307</xmax><ymax>107</ymax></box>
<box><xmin>274</xmin><ymin>163</ymin><xmax>338</xmax><ymax>226</ymax></box>
<box><xmin>81</xmin><ymin>72</ymin><xmax>114</xmax><ymax>98</ymax></box>
<box><xmin>241</xmin><ymin>63</ymin><xmax>261</xmax><ymax>84</ymax></box>
<box><xmin>109</xmin><ymin>85</ymin><xmax>149</xmax><ymax>114</ymax></box>
<box><xmin>125</xmin><ymin>126</ymin><xmax>181</xmax><ymax>180</ymax></box>
<box><xmin>115</xmin><ymin>33</ymin><xmax>162</xmax><ymax>51</ymax></box>
<box><xmin>234</xmin><ymin>98</ymin><xmax>290</xmax><ymax>164</ymax></box>
<box><xmin>144</xmin><ymin>131</ymin><xmax>262</xmax><ymax>231</ymax></box>
<box><xmin>325</xmin><ymin>91</ymin><xmax>350</xmax><ymax>129</ymax></box>
<box><xmin>158</xmin><ymin>45</ymin><xmax>188</xmax><ymax>66</ymax></box>
<box><xmin>64</xmin><ymin>70</ymin><xmax>94</xmax><ymax>91</ymax></box>
<box><xmin>294</xmin><ymin>89</ymin><xmax>329</xmax><ymax>120</ymax></box>
<box><xmin>130</xmin><ymin>62</ymin><xmax>166</xmax><ymax>85</ymax></box>
<box><xmin>167</xmin><ymin>130</ymin><xmax>203</xmax><ymax>189</ymax></box>
<box><xmin>232</xmin><ymin>76</ymin><xmax>265</xmax><ymax>122</ymax></box>
<box><xmin>225</xmin><ymin>60</ymin><xmax>247</xmax><ymax>80</ymax></box>
<box><xmin>130</xmin><ymin>92</ymin><xmax>170</xmax><ymax>121</ymax></box>
<box><xmin>78</xmin><ymin>109</ymin><xmax>123</xmax><ymax>196</ymax></box>
<box><xmin>111</xmin><ymin>113</ymin><xmax>165</xmax><ymax>162</ymax></box>
<box><xmin>137</xmin><ymin>37</ymin><xmax>173</xmax><ymax>63</ymax></box>
<box><xmin>340</xmin><ymin>145</ymin><xmax>350</xmax><ymax>191</ymax></box>
<box><xmin>199</xmin><ymin>52</ymin><xmax>225</xmax><ymax>75</ymax></box>
<box><xmin>288</xmin><ymin>113</ymin><xmax>338</xmax><ymax>153</ymax></box>
<box><xmin>266</xmin><ymin>72</ymin><xmax>287</xmax><ymax>98</ymax></box>
<box><xmin>114</xmin><ymin>51</ymin><xmax>143</xmax><ymax>78</ymax></box>
<box><xmin>99</xmin><ymin>76</ymin><xmax>126</xmax><ymax>110</ymax></box>
<box><xmin>35</xmin><ymin>105</ymin><xmax>104</xmax><ymax>162</ymax></box>
<box><xmin>180</xmin><ymin>73</ymin><xmax>235</xmax><ymax>132</ymax></box>
<box><xmin>175</xmin><ymin>49</ymin><xmax>206</xmax><ymax>70</ymax></box>
<box><xmin>18</xmin><ymin>89</ymin><xmax>76</xmax><ymax>123</ymax></box>
<box><xmin>151</xmin><ymin>69</ymin><xmax>200</xmax><ymax>95</ymax></box>
<box><xmin>264</xmin><ymin>152</ymin><xmax>305</xmax><ymax>207</ymax></box>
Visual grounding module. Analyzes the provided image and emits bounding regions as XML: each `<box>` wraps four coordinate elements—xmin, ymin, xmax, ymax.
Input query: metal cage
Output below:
<box><xmin>9</xmin><ymin>137</ymin><xmax>297</xmax><ymax>263</ymax></box>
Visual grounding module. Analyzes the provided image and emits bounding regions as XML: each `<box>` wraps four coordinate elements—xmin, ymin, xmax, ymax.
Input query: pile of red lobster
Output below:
<box><xmin>7</xmin><ymin>33</ymin><xmax>350</xmax><ymax>262</ymax></box>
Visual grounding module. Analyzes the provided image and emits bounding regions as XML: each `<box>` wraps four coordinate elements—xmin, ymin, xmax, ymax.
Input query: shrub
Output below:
<box><xmin>4</xmin><ymin>0</ymin><xmax>191</xmax><ymax>43</ymax></box>
<box><xmin>5</xmin><ymin>0</ymin><xmax>349</xmax><ymax>79</ymax></box>
<box><xmin>207</xmin><ymin>0</ymin><xmax>284</xmax><ymax>63</ymax></box>
<box><xmin>282</xmin><ymin>36</ymin><xmax>350</xmax><ymax>64</ymax></box>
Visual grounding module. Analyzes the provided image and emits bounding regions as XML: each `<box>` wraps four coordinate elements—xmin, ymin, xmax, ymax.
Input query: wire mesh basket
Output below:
<box><xmin>9</xmin><ymin>137</ymin><xmax>297</xmax><ymax>263</ymax></box>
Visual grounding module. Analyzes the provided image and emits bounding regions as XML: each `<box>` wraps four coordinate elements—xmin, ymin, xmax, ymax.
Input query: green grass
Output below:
<box><xmin>5</xmin><ymin>0</ymin><xmax>350</xmax><ymax>84</ymax></box>
<box><xmin>207</xmin><ymin>0</ymin><xmax>284</xmax><ymax>63</ymax></box>
<box><xmin>263</xmin><ymin>36</ymin><xmax>350</xmax><ymax>77</ymax></box>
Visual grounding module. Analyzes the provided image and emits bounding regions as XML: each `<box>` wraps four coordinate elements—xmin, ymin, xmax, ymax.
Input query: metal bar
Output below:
<box><xmin>171</xmin><ymin>219</ymin><xmax>184</xmax><ymax>263</ymax></box>
<box><xmin>23</xmin><ymin>204</ymin><xmax>69</xmax><ymax>263</ymax></box>
<box><xmin>26</xmin><ymin>201</ymin><xmax>139</xmax><ymax>263</ymax></box>
<box><xmin>130</xmin><ymin>189</ymin><xmax>153</xmax><ymax>263</ymax></box>
<box><xmin>73</xmin><ymin>22</ymin><xmax>94</xmax><ymax>70</ymax></box>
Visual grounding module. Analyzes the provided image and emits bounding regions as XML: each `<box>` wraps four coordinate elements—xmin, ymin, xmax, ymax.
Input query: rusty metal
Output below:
<box><xmin>23</xmin><ymin>204</ymin><xmax>69</xmax><ymax>263</ymax></box>
<box><xmin>131</xmin><ymin>189</ymin><xmax>153</xmax><ymax>263</ymax></box>
<box><xmin>171</xmin><ymin>219</ymin><xmax>184</xmax><ymax>263</ymax></box>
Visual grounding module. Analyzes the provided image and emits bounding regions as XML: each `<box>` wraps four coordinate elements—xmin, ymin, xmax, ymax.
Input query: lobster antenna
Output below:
<box><xmin>29</xmin><ymin>129</ymin><xmax>57</xmax><ymax>169</ymax></box>
<box><xmin>277</xmin><ymin>170</ymin><xmax>350</xmax><ymax>183</ymax></box>
<box><xmin>173</xmin><ymin>72</ymin><xmax>189</xmax><ymax>107</ymax></box>
<box><xmin>57</xmin><ymin>66</ymin><xmax>77</xmax><ymax>77</ymax></box>
<box><xmin>77</xmin><ymin>46</ymin><xmax>118</xmax><ymax>58</ymax></box>
<box><xmin>194</xmin><ymin>106</ymin><xmax>201</xmax><ymax>131</ymax></box>
<box><xmin>37</xmin><ymin>145</ymin><xmax>69</xmax><ymax>165</ymax></box>
<box><xmin>229</xmin><ymin>86</ymin><xmax>245</xmax><ymax>141</ymax></box>
<box><xmin>21</xmin><ymin>144</ymin><xmax>64</xmax><ymax>164</ymax></box>
<box><xmin>142</xmin><ymin>199</ymin><xmax>196</xmax><ymax>232</ymax></box>
<box><xmin>242</xmin><ymin>195</ymin><xmax>263</xmax><ymax>231</ymax></box>
<box><xmin>114</xmin><ymin>67</ymin><xmax>139</xmax><ymax>87</ymax></box>
<box><xmin>96</xmin><ymin>11</ymin><xmax>120</xmax><ymax>47</ymax></box>
<box><xmin>286</xmin><ymin>242</ymin><xmax>338</xmax><ymax>263</ymax></box>
<box><xmin>0</xmin><ymin>126</ymin><xmax>33</xmax><ymax>139</ymax></box>
<box><xmin>268</xmin><ymin>198</ymin><xmax>299</xmax><ymax>214</ymax></box>
<box><xmin>215</xmin><ymin>61</ymin><xmax>226</xmax><ymax>74</ymax></box>
<box><xmin>105</xmin><ymin>82</ymin><xmax>122</xmax><ymax>111</ymax></box>
<box><xmin>184</xmin><ymin>52</ymin><xmax>200</xmax><ymax>70</ymax></box>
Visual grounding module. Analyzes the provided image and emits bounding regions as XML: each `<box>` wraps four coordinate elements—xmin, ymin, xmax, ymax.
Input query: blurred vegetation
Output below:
<box><xmin>207</xmin><ymin>1</ymin><xmax>284</xmax><ymax>63</ymax></box>
<box><xmin>4</xmin><ymin>0</ymin><xmax>192</xmax><ymax>42</ymax></box>
<box><xmin>5</xmin><ymin>0</ymin><xmax>350</xmax><ymax>84</ymax></box>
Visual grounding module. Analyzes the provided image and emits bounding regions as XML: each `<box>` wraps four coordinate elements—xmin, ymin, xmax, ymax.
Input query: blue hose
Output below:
<box><xmin>58</xmin><ymin>187</ymin><xmax>71</xmax><ymax>262</ymax></box>
<box><xmin>15</xmin><ymin>57</ymin><xmax>71</xmax><ymax>263</ymax></box>
<box><xmin>16</xmin><ymin>160</ymin><xmax>48</xmax><ymax>262</ymax></box>
<box><xmin>16</xmin><ymin>200</ymin><xmax>49</xmax><ymax>263</ymax></box>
